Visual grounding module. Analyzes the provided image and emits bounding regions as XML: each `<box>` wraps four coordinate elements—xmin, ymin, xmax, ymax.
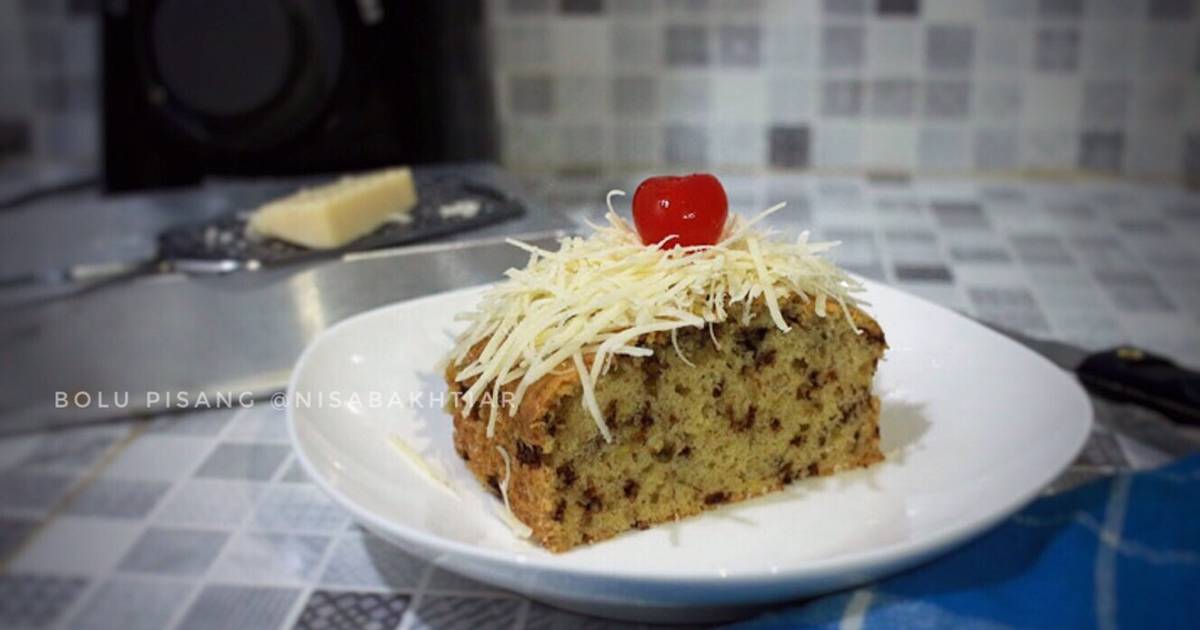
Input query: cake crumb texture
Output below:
<box><xmin>446</xmin><ymin>296</ymin><xmax>886</xmax><ymax>552</ymax></box>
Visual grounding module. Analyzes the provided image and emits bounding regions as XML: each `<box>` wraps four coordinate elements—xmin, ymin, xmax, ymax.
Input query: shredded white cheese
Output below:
<box><xmin>494</xmin><ymin>446</ymin><xmax>533</xmax><ymax>538</ymax></box>
<box><xmin>387</xmin><ymin>435</ymin><xmax>458</xmax><ymax>498</ymax></box>
<box><xmin>448</xmin><ymin>191</ymin><xmax>865</xmax><ymax>442</ymax></box>
<box><xmin>439</xmin><ymin>199</ymin><xmax>482</xmax><ymax>219</ymax></box>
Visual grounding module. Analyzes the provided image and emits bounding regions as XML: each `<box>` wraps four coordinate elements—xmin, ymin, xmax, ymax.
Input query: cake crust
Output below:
<box><xmin>446</xmin><ymin>296</ymin><xmax>886</xmax><ymax>552</ymax></box>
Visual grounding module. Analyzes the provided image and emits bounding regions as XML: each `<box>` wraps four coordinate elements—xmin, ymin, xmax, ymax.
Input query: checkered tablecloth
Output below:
<box><xmin>1</xmin><ymin>174</ymin><xmax>1198</xmax><ymax>629</ymax></box>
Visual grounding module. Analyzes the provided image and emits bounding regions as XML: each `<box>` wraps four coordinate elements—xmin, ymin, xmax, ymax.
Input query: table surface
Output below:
<box><xmin>1</xmin><ymin>172</ymin><xmax>1199</xmax><ymax>630</ymax></box>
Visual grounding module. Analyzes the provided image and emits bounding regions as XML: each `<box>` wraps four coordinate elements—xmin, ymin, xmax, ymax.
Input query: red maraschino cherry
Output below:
<box><xmin>631</xmin><ymin>173</ymin><xmax>728</xmax><ymax>248</ymax></box>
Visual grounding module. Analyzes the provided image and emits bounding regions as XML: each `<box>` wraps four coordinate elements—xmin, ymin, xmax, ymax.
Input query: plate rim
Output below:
<box><xmin>287</xmin><ymin>278</ymin><xmax>1093</xmax><ymax>585</ymax></box>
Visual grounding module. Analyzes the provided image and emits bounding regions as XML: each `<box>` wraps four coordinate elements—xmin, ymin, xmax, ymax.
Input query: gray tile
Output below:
<box><xmin>212</xmin><ymin>533</ymin><xmax>330</xmax><ymax>583</ymax></box>
<box><xmin>177</xmin><ymin>585</ymin><xmax>299</xmax><ymax>630</ymax></box>
<box><xmin>23</xmin><ymin>26</ymin><xmax>64</xmax><ymax>70</ymax></box>
<box><xmin>665</xmin><ymin>0</ymin><xmax>710</xmax><ymax>12</ymax></box>
<box><xmin>894</xmin><ymin>264</ymin><xmax>954</xmax><ymax>282</ymax></box>
<box><xmin>931</xmin><ymin>201</ymin><xmax>990</xmax><ymax>230</ymax></box>
<box><xmin>506</xmin><ymin>0</ymin><xmax>551</xmax><ymax>14</ymax></box>
<box><xmin>279</xmin><ymin>459</ymin><xmax>310</xmax><ymax>484</ymax></box>
<box><xmin>821</xmin><ymin>24</ymin><xmax>864</xmax><ymax>69</ymax></box>
<box><xmin>664</xmin><ymin>25</ymin><xmax>709</xmax><ymax>66</ymax></box>
<box><xmin>0</xmin><ymin>574</ymin><xmax>88</xmax><ymax>629</ymax></box>
<box><xmin>612</xmin><ymin>76</ymin><xmax>657</xmax><ymax>118</ymax></box>
<box><xmin>984</xmin><ymin>0</ymin><xmax>1034</xmax><ymax>17</ymax></box>
<box><xmin>0</xmin><ymin>119</ymin><xmax>32</xmax><ymax>157</ymax></box>
<box><xmin>320</xmin><ymin>533</ymin><xmax>427</xmax><ymax>589</ymax></box>
<box><xmin>975</xmin><ymin>81</ymin><xmax>1022</xmax><ymax>120</ymax></box>
<box><xmin>926</xmin><ymin>25</ymin><xmax>974</xmax><ymax>73</ymax></box>
<box><xmin>560</xmin><ymin>0</ymin><xmax>604</xmax><ymax>14</ymax></box>
<box><xmin>1148</xmin><ymin>0</ymin><xmax>1193</xmax><ymax>19</ymax></box>
<box><xmin>821</xmin><ymin>79</ymin><xmax>863</xmax><ymax>116</ymax></box>
<box><xmin>824</xmin><ymin>0</ymin><xmax>867</xmax><ymax>15</ymax></box>
<box><xmin>877</xmin><ymin>0</ymin><xmax>919</xmax><ymax>16</ymax></box>
<box><xmin>719</xmin><ymin>25</ymin><xmax>760</xmax><ymax>66</ymax></box>
<box><xmin>525</xmin><ymin>602</ymin><xmax>643</xmax><ymax>629</ymax></box>
<box><xmin>252</xmin><ymin>484</ymin><xmax>350</xmax><ymax>532</ymax></box>
<box><xmin>1082</xmin><ymin>80</ymin><xmax>1130</xmax><ymax>127</ymax></box>
<box><xmin>768</xmin><ymin>126</ymin><xmax>810</xmax><ymax>169</ymax></box>
<box><xmin>1184</xmin><ymin>132</ymin><xmax>1200</xmax><ymax>177</ymax></box>
<box><xmin>32</xmin><ymin>76</ymin><xmax>68</xmax><ymax>112</ymax></box>
<box><xmin>870</xmin><ymin>78</ymin><xmax>917</xmax><ymax>117</ymax></box>
<box><xmin>117</xmin><ymin>527</ymin><xmax>229</xmax><ymax>576</ymax></box>
<box><xmin>918</xmin><ymin>126</ymin><xmax>969</xmax><ymax>169</ymax></box>
<box><xmin>0</xmin><ymin>517</ymin><xmax>35</xmax><ymax>559</ymax></box>
<box><xmin>68</xmin><ymin>577</ymin><xmax>192</xmax><ymax>630</ymax></box>
<box><xmin>1135</xmin><ymin>81</ymin><xmax>1186</xmax><ymax>121</ymax></box>
<box><xmin>974</xmin><ymin>128</ymin><xmax>1020</xmax><ymax>170</ymax></box>
<box><xmin>496</xmin><ymin>24</ymin><xmax>551</xmax><ymax>67</ymax></box>
<box><xmin>611</xmin><ymin>23</ymin><xmax>657</xmax><ymax>67</ymax></box>
<box><xmin>1009</xmin><ymin>234</ymin><xmax>1075</xmax><ymax>266</ymax></box>
<box><xmin>509</xmin><ymin>76</ymin><xmax>553</xmax><ymax>116</ymax></box>
<box><xmin>1035</xmin><ymin>27</ymin><xmax>1079</xmax><ymax>72</ymax></box>
<box><xmin>65</xmin><ymin>478</ymin><xmax>170</xmax><ymax>519</ymax></box>
<box><xmin>409</xmin><ymin>595</ymin><xmax>522</xmax><ymax>630</ymax></box>
<box><xmin>967</xmin><ymin>287</ymin><xmax>1052</xmax><ymax>334</ymax></box>
<box><xmin>20</xmin><ymin>427</ymin><xmax>119</xmax><ymax>470</ymax></box>
<box><xmin>611</xmin><ymin>0</ymin><xmax>653</xmax><ymax>15</ymax></box>
<box><xmin>1087</xmin><ymin>0</ymin><xmax>1142</xmax><ymax>19</ymax></box>
<box><xmin>664</xmin><ymin>125</ymin><xmax>708</xmax><ymax>165</ymax></box>
<box><xmin>296</xmin><ymin>591</ymin><xmax>410</xmax><ymax>630</ymax></box>
<box><xmin>0</xmin><ymin>472</ymin><xmax>74</xmax><ymax>513</ymax></box>
<box><xmin>923</xmin><ymin>80</ymin><xmax>970</xmax><ymax>119</ymax></box>
<box><xmin>1093</xmin><ymin>271</ymin><xmax>1177</xmax><ymax>312</ymax></box>
<box><xmin>154</xmin><ymin>479</ymin><xmax>264</xmax><ymax>526</ymax></box>
<box><xmin>1079</xmin><ymin>131</ymin><xmax>1125</xmax><ymax>173</ymax></box>
<box><xmin>949</xmin><ymin>244</ymin><xmax>1012</xmax><ymax>264</ymax></box>
<box><xmin>195</xmin><ymin>443</ymin><xmax>290</xmax><ymax>481</ymax></box>
<box><xmin>1037</xmin><ymin>0</ymin><xmax>1083</xmax><ymax>17</ymax></box>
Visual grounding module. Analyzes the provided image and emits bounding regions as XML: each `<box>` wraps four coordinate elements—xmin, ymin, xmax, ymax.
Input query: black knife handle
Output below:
<box><xmin>1078</xmin><ymin>347</ymin><xmax>1200</xmax><ymax>427</ymax></box>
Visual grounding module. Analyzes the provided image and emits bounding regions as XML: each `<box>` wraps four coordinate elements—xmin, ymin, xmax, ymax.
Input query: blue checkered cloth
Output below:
<box><xmin>732</xmin><ymin>455</ymin><xmax>1200</xmax><ymax>629</ymax></box>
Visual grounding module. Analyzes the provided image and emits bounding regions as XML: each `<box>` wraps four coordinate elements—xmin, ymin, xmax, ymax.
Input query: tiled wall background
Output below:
<box><xmin>0</xmin><ymin>1</ymin><xmax>100</xmax><ymax>167</ymax></box>
<box><xmin>490</xmin><ymin>0</ymin><xmax>1200</xmax><ymax>179</ymax></box>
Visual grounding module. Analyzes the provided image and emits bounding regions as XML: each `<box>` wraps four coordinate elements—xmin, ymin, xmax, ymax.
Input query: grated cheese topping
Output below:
<box><xmin>494</xmin><ymin>446</ymin><xmax>533</xmax><ymax>538</ymax></box>
<box><xmin>448</xmin><ymin>190</ymin><xmax>866</xmax><ymax>442</ymax></box>
<box><xmin>387</xmin><ymin>435</ymin><xmax>458</xmax><ymax>498</ymax></box>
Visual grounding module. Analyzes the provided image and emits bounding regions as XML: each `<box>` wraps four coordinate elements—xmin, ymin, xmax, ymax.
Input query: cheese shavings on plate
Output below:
<box><xmin>447</xmin><ymin>191</ymin><xmax>866</xmax><ymax>442</ymax></box>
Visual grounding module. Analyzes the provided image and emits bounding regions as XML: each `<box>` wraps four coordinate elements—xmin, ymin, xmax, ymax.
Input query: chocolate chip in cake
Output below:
<box><xmin>756</xmin><ymin>349</ymin><xmax>777</xmax><ymax>368</ymax></box>
<box><xmin>779</xmin><ymin>462</ymin><xmax>795</xmax><ymax>484</ymax></box>
<box><xmin>712</xmin><ymin>380</ymin><xmax>724</xmax><ymax>398</ymax></box>
<box><xmin>789</xmin><ymin>433</ymin><xmax>806</xmax><ymax>447</ymax></box>
<box><xmin>791</xmin><ymin>357</ymin><xmax>809</xmax><ymax>372</ymax></box>
<box><xmin>580</xmin><ymin>487</ymin><xmax>604</xmax><ymax>512</ymax></box>
<box><xmin>639</xmin><ymin>408</ymin><xmax>655</xmax><ymax>430</ymax></box>
<box><xmin>623</xmin><ymin>479</ymin><xmax>640</xmax><ymax>499</ymax></box>
<box><xmin>643</xmin><ymin>355</ymin><xmax>664</xmax><ymax>394</ymax></box>
<box><xmin>486</xmin><ymin>475</ymin><xmax>501</xmax><ymax>496</ymax></box>
<box><xmin>729</xmin><ymin>404</ymin><xmax>756</xmax><ymax>431</ymax></box>
<box><xmin>704</xmin><ymin>491</ymin><xmax>730</xmax><ymax>505</ymax></box>
<box><xmin>652</xmin><ymin>443</ymin><xmax>676</xmax><ymax>462</ymax></box>
<box><xmin>551</xmin><ymin>499</ymin><xmax>566</xmax><ymax>522</ymax></box>
<box><xmin>632</xmin><ymin>520</ymin><xmax>650</xmax><ymax>530</ymax></box>
<box><xmin>736</xmin><ymin>327</ymin><xmax>769</xmax><ymax>354</ymax></box>
<box><xmin>556</xmin><ymin>463</ymin><xmax>577</xmax><ymax>488</ymax></box>
<box><xmin>770</xmin><ymin>417</ymin><xmax>782</xmax><ymax>432</ymax></box>
<box><xmin>807</xmin><ymin>463</ymin><xmax>820</xmax><ymax>476</ymax></box>
<box><xmin>515</xmin><ymin>439</ymin><xmax>543</xmax><ymax>467</ymax></box>
<box><xmin>678</xmin><ymin>445</ymin><xmax>692</xmax><ymax>458</ymax></box>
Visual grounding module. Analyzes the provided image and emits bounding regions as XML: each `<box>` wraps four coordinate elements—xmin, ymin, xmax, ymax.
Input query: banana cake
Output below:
<box><xmin>443</xmin><ymin>174</ymin><xmax>886</xmax><ymax>552</ymax></box>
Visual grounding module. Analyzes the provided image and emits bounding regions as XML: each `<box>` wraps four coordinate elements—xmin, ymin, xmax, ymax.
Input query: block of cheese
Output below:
<box><xmin>248</xmin><ymin>167</ymin><xmax>418</xmax><ymax>249</ymax></box>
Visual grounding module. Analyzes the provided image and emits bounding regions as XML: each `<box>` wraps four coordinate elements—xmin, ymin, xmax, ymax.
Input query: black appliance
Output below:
<box><xmin>102</xmin><ymin>0</ymin><xmax>494</xmax><ymax>191</ymax></box>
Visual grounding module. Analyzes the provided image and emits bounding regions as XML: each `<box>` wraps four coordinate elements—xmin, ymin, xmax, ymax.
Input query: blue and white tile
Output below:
<box><xmin>176</xmin><ymin>584</ymin><xmax>300</xmax><ymax>630</ymax></box>
<box><xmin>11</xmin><ymin>517</ymin><xmax>140</xmax><ymax>575</ymax></box>
<box><xmin>294</xmin><ymin>590</ymin><xmax>410</xmax><ymax>630</ymax></box>
<box><xmin>194</xmin><ymin>443</ymin><xmax>290</xmax><ymax>482</ymax></box>
<box><xmin>209</xmin><ymin>532</ymin><xmax>331</xmax><ymax>584</ymax></box>
<box><xmin>116</xmin><ymin>527</ymin><xmax>229</xmax><ymax>577</ymax></box>
<box><xmin>0</xmin><ymin>471</ymin><xmax>75</xmax><ymax>516</ymax></box>
<box><xmin>64</xmin><ymin>478</ymin><xmax>171</xmax><ymax>519</ymax></box>
<box><xmin>0</xmin><ymin>574</ymin><xmax>89</xmax><ymax>630</ymax></box>
<box><xmin>152</xmin><ymin>479</ymin><xmax>264</xmax><ymax>527</ymax></box>
<box><xmin>101</xmin><ymin>434</ymin><xmax>210</xmax><ymax>481</ymax></box>
<box><xmin>251</xmin><ymin>484</ymin><xmax>351</xmax><ymax>533</ymax></box>
<box><xmin>407</xmin><ymin>595</ymin><xmax>523</xmax><ymax>630</ymax></box>
<box><xmin>222</xmin><ymin>405</ymin><xmax>291</xmax><ymax>444</ymax></box>
<box><xmin>319</xmin><ymin>533</ymin><xmax>427</xmax><ymax>590</ymax></box>
<box><xmin>68</xmin><ymin>578</ymin><xmax>192</xmax><ymax>630</ymax></box>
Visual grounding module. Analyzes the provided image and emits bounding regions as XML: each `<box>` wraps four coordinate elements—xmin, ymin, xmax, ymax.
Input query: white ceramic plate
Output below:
<box><xmin>287</xmin><ymin>278</ymin><xmax>1092</xmax><ymax>623</ymax></box>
